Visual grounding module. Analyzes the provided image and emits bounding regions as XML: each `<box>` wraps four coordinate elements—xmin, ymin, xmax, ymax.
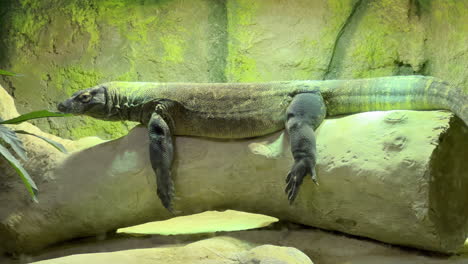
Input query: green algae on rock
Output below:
<box><xmin>0</xmin><ymin>0</ymin><xmax>223</xmax><ymax>140</ymax></box>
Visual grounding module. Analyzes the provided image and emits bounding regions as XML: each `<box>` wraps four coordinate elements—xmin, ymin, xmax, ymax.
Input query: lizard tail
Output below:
<box><xmin>320</xmin><ymin>75</ymin><xmax>467</xmax><ymax>126</ymax></box>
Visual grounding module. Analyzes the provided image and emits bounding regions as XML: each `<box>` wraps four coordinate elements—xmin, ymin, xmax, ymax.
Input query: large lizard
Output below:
<box><xmin>57</xmin><ymin>75</ymin><xmax>467</xmax><ymax>212</ymax></box>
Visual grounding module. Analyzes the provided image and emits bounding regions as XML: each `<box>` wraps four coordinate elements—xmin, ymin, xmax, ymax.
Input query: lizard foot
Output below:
<box><xmin>285</xmin><ymin>158</ymin><xmax>318</xmax><ymax>204</ymax></box>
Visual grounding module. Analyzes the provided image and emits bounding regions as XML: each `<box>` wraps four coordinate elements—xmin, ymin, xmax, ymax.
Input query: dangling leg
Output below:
<box><xmin>285</xmin><ymin>92</ymin><xmax>326</xmax><ymax>204</ymax></box>
<box><xmin>148</xmin><ymin>105</ymin><xmax>175</xmax><ymax>212</ymax></box>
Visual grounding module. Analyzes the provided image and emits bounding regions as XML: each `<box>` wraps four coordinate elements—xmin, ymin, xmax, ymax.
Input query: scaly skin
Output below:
<box><xmin>57</xmin><ymin>75</ymin><xmax>467</xmax><ymax>211</ymax></box>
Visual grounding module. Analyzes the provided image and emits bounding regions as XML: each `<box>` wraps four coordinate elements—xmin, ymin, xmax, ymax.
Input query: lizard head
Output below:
<box><xmin>57</xmin><ymin>85</ymin><xmax>109</xmax><ymax>118</ymax></box>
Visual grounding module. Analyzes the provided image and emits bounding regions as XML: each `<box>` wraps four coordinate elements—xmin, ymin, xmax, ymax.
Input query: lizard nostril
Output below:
<box><xmin>57</xmin><ymin>102</ymin><xmax>66</xmax><ymax>112</ymax></box>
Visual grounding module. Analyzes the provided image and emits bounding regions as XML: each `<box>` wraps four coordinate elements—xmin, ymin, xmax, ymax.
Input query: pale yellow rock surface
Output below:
<box><xmin>117</xmin><ymin>210</ymin><xmax>278</xmax><ymax>235</ymax></box>
<box><xmin>30</xmin><ymin>237</ymin><xmax>313</xmax><ymax>264</ymax></box>
<box><xmin>0</xmin><ymin>84</ymin><xmax>467</xmax><ymax>254</ymax></box>
<box><xmin>0</xmin><ymin>83</ymin><xmax>19</xmax><ymax>119</ymax></box>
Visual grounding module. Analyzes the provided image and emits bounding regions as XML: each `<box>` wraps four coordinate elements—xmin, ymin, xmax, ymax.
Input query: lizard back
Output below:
<box><xmin>106</xmin><ymin>81</ymin><xmax>318</xmax><ymax>138</ymax></box>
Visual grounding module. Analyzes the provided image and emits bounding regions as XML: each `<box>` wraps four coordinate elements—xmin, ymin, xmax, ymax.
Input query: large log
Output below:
<box><xmin>0</xmin><ymin>81</ymin><xmax>467</xmax><ymax>253</ymax></box>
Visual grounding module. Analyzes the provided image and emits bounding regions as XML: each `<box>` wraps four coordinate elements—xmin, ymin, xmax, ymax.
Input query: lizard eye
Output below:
<box><xmin>78</xmin><ymin>92</ymin><xmax>92</xmax><ymax>103</ymax></box>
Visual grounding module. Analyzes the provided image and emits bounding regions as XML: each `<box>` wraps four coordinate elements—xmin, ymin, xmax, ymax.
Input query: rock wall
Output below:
<box><xmin>0</xmin><ymin>0</ymin><xmax>467</xmax><ymax>139</ymax></box>
<box><xmin>0</xmin><ymin>0</ymin><xmax>227</xmax><ymax>139</ymax></box>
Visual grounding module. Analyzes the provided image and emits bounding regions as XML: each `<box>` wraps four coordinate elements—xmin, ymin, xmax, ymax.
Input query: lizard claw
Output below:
<box><xmin>284</xmin><ymin>158</ymin><xmax>318</xmax><ymax>204</ymax></box>
<box><xmin>311</xmin><ymin>168</ymin><xmax>319</xmax><ymax>186</ymax></box>
<box><xmin>157</xmin><ymin>187</ymin><xmax>175</xmax><ymax>214</ymax></box>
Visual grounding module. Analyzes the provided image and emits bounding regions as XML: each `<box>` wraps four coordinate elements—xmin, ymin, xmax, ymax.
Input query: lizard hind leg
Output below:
<box><xmin>285</xmin><ymin>92</ymin><xmax>326</xmax><ymax>204</ymax></box>
<box><xmin>148</xmin><ymin>110</ymin><xmax>175</xmax><ymax>213</ymax></box>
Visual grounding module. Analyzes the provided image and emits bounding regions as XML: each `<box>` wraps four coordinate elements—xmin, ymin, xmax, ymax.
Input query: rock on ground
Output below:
<box><xmin>30</xmin><ymin>237</ymin><xmax>313</xmax><ymax>264</ymax></box>
<box><xmin>5</xmin><ymin>227</ymin><xmax>467</xmax><ymax>264</ymax></box>
<box><xmin>116</xmin><ymin>210</ymin><xmax>278</xmax><ymax>235</ymax></box>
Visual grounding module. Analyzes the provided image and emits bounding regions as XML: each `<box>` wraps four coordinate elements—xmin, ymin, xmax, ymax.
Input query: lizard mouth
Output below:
<box><xmin>57</xmin><ymin>102</ymin><xmax>69</xmax><ymax>113</ymax></box>
<box><xmin>57</xmin><ymin>100</ymin><xmax>79</xmax><ymax>114</ymax></box>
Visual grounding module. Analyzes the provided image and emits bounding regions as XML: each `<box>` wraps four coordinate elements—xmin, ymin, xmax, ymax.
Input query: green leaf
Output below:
<box><xmin>0</xmin><ymin>124</ymin><xmax>27</xmax><ymax>160</ymax></box>
<box><xmin>0</xmin><ymin>69</ymin><xmax>19</xmax><ymax>76</ymax></box>
<box><xmin>0</xmin><ymin>144</ymin><xmax>38</xmax><ymax>202</ymax></box>
<box><xmin>15</xmin><ymin>130</ymin><xmax>68</xmax><ymax>154</ymax></box>
<box><xmin>0</xmin><ymin>110</ymin><xmax>73</xmax><ymax>125</ymax></box>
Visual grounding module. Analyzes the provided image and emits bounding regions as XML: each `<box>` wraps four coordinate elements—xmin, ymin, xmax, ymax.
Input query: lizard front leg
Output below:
<box><xmin>285</xmin><ymin>92</ymin><xmax>326</xmax><ymax>204</ymax></box>
<box><xmin>148</xmin><ymin>103</ymin><xmax>176</xmax><ymax>212</ymax></box>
